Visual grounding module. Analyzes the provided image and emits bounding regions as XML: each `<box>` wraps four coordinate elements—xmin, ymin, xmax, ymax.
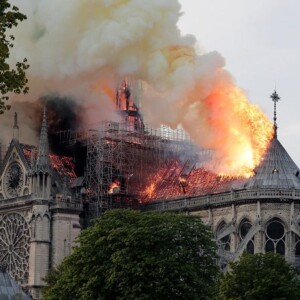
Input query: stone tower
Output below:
<box><xmin>0</xmin><ymin>110</ymin><xmax>83</xmax><ymax>299</ymax></box>
<box><xmin>28</xmin><ymin>107</ymin><xmax>52</xmax><ymax>298</ymax></box>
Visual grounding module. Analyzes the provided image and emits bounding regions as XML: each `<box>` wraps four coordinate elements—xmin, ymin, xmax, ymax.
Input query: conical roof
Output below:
<box><xmin>243</xmin><ymin>137</ymin><xmax>300</xmax><ymax>189</ymax></box>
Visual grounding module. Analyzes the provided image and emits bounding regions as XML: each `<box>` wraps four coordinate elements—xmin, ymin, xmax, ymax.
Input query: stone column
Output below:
<box><xmin>254</xmin><ymin>201</ymin><xmax>263</xmax><ymax>253</ymax></box>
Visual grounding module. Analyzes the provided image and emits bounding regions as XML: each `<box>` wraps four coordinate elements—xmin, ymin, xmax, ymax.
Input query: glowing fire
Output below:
<box><xmin>49</xmin><ymin>154</ymin><xmax>77</xmax><ymax>178</ymax></box>
<box><xmin>140</xmin><ymin>160</ymin><xmax>241</xmax><ymax>202</ymax></box>
<box><xmin>108</xmin><ymin>181</ymin><xmax>121</xmax><ymax>194</ymax></box>
<box><xmin>178</xmin><ymin>175</ymin><xmax>188</xmax><ymax>194</ymax></box>
<box><xmin>181</xmin><ymin>84</ymin><xmax>274</xmax><ymax>177</ymax></box>
<box><xmin>178</xmin><ymin>176</ymin><xmax>187</xmax><ymax>186</ymax></box>
<box><xmin>144</xmin><ymin>183</ymin><xmax>155</xmax><ymax>198</ymax></box>
<box><xmin>22</xmin><ymin>146</ymin><xmax>76</xmax><ymax>178</ymax></box>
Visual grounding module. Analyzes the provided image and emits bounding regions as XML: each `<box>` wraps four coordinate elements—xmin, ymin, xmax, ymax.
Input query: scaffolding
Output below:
<box><xmin>58</xmin><ymin>79</ymin><xmax>206</xmax><ymax>217</ymax></box>
<box><xmin>84</xmin><ymin>121</ymin><xmax>194</xmax><ymax>215</ymax></box>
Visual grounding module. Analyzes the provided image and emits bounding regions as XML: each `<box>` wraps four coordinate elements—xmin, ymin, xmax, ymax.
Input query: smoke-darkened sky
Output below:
<box><xmin>179</xmin><ymin>0</ymin><xmax>300</xmax><ymax>166</ymax></box>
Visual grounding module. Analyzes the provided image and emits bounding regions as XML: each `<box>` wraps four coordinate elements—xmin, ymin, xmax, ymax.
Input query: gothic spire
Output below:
<box><xmin>270</xmin><ymin>90</ymin><xmax>280</xmax><ymax>139</ymax></box>
<box><xmin>36</xmin><ymin>106</ymin><xmax>50</xmax><ymax>172</ymax></box>
<box><xmin>13</xmin><ymin>112</ymin><xmax>19</xmax><ymax>140</ymax></box>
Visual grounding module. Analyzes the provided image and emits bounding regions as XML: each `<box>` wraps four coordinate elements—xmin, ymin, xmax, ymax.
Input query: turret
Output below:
<box><xmin>13</xmin><ymin>112</ymin><xmax>19</xmax><ymax>140</ymax></box>
<box><xmin>32</xmin><ymin>107</ymin><xmax>51</xmax><ymax>198</ymax></box>
<box><xmin>36</xmin><ymin>107</ymin><xmax>50</xmax><ymax>173</ymax></box>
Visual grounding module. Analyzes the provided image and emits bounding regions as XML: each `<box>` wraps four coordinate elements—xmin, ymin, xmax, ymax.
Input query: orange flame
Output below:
<box><xmin>108</xmin><ymin>181</ymin><xmax>121</xmax><ymax>194</ymax></box>
<box><xmin>144</xmin><ymin>183</ymin><xmax>156</xmax><ymax>198</ymax></box>
<box><xmin>181</xmin><ymin>83</ymin><xmax>274</xmax><ymax>177</ymax></box>
<box><xmin>22</xmin><ymin>147</ymin><xmax>77</xmax><ymax>178</ymax></box>
<box><xmin>49</xmin><ymin>154</ymin><xmax>77</xmax><ymax>178</ymax></box>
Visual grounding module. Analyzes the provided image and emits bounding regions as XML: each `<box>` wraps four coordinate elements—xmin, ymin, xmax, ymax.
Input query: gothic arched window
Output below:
<box><xmin>217</xmin><ymin>221</ymin><xmax>231</xmax><ymax>251</ymax></box>
<box><xmin>265</xmin><ymin>218</ymin><xmax>285</xmax><ymax>255</ymax></box>
<box><xmin>293</xmin><ymin>221</ymin><xmax>300</xmax><ymax>257</ymax></box>
<box><xmin>239</xmin><ymin>219</ymin><xmax>254</xmax><ymax>254</ymax></box>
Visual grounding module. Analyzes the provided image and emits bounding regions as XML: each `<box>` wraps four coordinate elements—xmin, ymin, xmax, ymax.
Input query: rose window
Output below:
<box><xmin>0</xmin><ymin>213</ymin><xmax>30</xmax><ymax>282</ymax></box>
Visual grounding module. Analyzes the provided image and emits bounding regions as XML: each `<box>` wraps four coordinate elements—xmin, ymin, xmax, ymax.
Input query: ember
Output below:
<box><xmin>108</xmin><ymin>181</ymin><xmax>121</xmax><ymax>194</ymax></box>
<box><xmin>22</xmin><ymin>145</ymin><xmax>76</xmax><ymax>178</ymax></box>
<box><xmin>139</xmin><ymin>158</ymin><xmax>243</xmax><ymax>202</ymax></box>
<box><xmin>178</xmin><ymin>175</ymin><xmax>188</xmax><ymax>194</ymax></box>
<box><xmin>49</xmin><ymin>154</ymin><xmax>77</xmax><ymax>178</ymax></box>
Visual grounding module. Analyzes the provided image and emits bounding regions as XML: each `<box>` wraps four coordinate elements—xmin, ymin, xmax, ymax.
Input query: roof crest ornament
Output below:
<box><xmin>270</xmin><ymin>90</ymin><xmax>280</xmax><ymax>139</ymax></box>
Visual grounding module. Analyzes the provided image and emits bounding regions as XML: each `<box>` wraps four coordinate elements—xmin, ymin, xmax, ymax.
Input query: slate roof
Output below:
<box><xmin>0</xmin><ymin>267</ymin><xmax>31</xmax><ymax>300</ymax></box>
<box><xmin>244</xmin><ymin>137</ymin><xmax>300</xmax><ymax>189</ymax></box>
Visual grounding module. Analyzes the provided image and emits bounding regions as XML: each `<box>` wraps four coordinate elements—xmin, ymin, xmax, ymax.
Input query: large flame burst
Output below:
<box><xmin>141</xmin><ymin>45</ymin><xmax>274</xmax><ymax>178</ymax></box>
<box><xmin>206</xmin><ymin>87</ymin><xmax>273</xmax><ymax>177</ymax></box>
<box><xmin>179</xmin><ymin>82</ymin><xmax>274</xmax><ymax>178</ymax></box>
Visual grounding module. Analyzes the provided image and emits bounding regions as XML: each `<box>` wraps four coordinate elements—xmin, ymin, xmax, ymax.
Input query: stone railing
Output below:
<box><xmin>0</xmin><ymin>193</ymin><xmax>82</xmax><ymax>211</ymax></box>
<box><xmin>51</xmin><ymin>196</ymin><xmax>82</xmax><ymax>211</ymax></box>
<box><xmin>0</xmin><ymin>194</ymin><xmax>33</xmax><ymax>208</ymax></box>
<box><xmin>143</xmin><ymin>188</ymin><xmax>300</xmax><ymax>212</ymax></box>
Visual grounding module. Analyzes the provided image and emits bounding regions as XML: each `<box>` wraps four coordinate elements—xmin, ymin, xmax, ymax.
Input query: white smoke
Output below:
<box><xmin>8</xmin><ymin>0</ymin><xmax>218</xmax><ymax>124</ymax></box>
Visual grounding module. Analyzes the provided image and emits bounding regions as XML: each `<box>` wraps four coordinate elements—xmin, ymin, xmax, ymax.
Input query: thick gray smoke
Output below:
<box><xmin>1</xmin><ymin>0</ymin><xmax>273</xmax><ymax>175</ymax></box>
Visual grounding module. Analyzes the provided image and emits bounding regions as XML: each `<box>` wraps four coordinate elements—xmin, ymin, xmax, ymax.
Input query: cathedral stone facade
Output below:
<box><xmin>0</xmin><ymin>110</ymin><xmax>82</xmax><ymax>299</ymax></box>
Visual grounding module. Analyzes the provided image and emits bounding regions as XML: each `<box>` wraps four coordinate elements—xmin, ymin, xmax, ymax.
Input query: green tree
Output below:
<box><xmin>215</xmin><ymin>252</ymin><xmax>300</xmax><ymax>300</ymax></box>
<box><xmin>0</xmin><ymin>0</ymin><xmax>29</xmax><ymax>114</ymax></box>
<box><xmin>43</xmin><ymin>209</ymin><xmax>218</xmax><ymax>300</ymax></box>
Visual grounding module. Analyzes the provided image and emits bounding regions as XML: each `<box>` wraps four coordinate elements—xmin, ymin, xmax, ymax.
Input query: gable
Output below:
<box><xmin>0</xmin><ymin>139</ymin><xmax>31</xmax><ymax>177</ymax></box>
<box><xmin>0</xmin><ymin>139</ymin><xmax>32</xmax><ymax>199</ymax></box>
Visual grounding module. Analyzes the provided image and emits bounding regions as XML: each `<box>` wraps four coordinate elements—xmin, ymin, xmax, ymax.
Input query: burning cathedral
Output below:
<box><xmin>0</xmin><ymin>81</ymin><xmax>299</xmax><ymax>299</ymax></box>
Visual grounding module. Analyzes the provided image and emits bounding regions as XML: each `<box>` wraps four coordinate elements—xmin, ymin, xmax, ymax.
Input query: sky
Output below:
<box><xmin>178</xmin><ymin>0</ymin><xmax>300</xmax><ymax>166</ymax></box>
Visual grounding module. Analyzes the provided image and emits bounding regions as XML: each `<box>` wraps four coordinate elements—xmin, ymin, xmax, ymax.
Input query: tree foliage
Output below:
<box><xmin>43</xmin><ymin>209</ymin><xmax>218</xmax><ymax>300</ymax></box>
<box><xmin>215</xmin><ymin>252</ymin><xmax>300</xmax><ymax>300</ymax></box>
<box><xmin>0</xmin><ymin>0</ymin><xmax>29</xmax><ymax>114</ymax></box>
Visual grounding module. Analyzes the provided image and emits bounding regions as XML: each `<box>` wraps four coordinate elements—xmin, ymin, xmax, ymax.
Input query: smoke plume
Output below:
<box><xmin>3</xmin><ymin>0</ymin><xmax>273</xmax><ymax>175</ymax></box>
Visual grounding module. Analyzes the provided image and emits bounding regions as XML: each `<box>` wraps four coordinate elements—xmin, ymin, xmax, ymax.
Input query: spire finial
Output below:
<box><xmin>13</xmin><ymin>112</ymin><xmax>19</xmax><ymax>140</ymax></box>
<box><xmin>270</xmin><ymin>90</ymin><xmax>280</xmax><ymax>139</ymax></box>
<box><xmin>36</xmin><ymin>106</ymin><xmax>50</xmax><ymax>172</ymax></box>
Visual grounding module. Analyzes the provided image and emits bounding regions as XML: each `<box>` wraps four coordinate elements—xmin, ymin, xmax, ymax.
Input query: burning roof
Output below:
<box><xmin>139</xmin><ymin>135</ymin><xmax>300</xmax><ymax>203</ymax></box>
<box><xmin>21</xmin><ymin>144</ymin><xmax>76</xmax><ymax>178</ymax></box>
<box><xmin>139</xmin><ymin>159</ymin><xmax>239</xmax><ymax>202</ymax></box>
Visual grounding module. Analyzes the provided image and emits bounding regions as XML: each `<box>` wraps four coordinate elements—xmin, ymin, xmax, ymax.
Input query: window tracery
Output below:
<box><xmin>294</xmin><ymin>221</ymin><xmax>300</xmax><ymax>257</ymax></box>
<box><xmin>217</xmin><ymin>221</ymin><xmax>231</xmax><ymax>251</ymax></box>
<box><xmin>265</xmin><ymin>219</ymin><xmax>285</xmax><ymax>255</ymax></box>
<box><xmin>239</xmin><ymin>219</ymin><xmax>254</xmax><ymax>254</ymax></box>
<box><xmin>0</xmin><ymin>213</ymin><xmax>30</xmax><ymax>282</ymax></box>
